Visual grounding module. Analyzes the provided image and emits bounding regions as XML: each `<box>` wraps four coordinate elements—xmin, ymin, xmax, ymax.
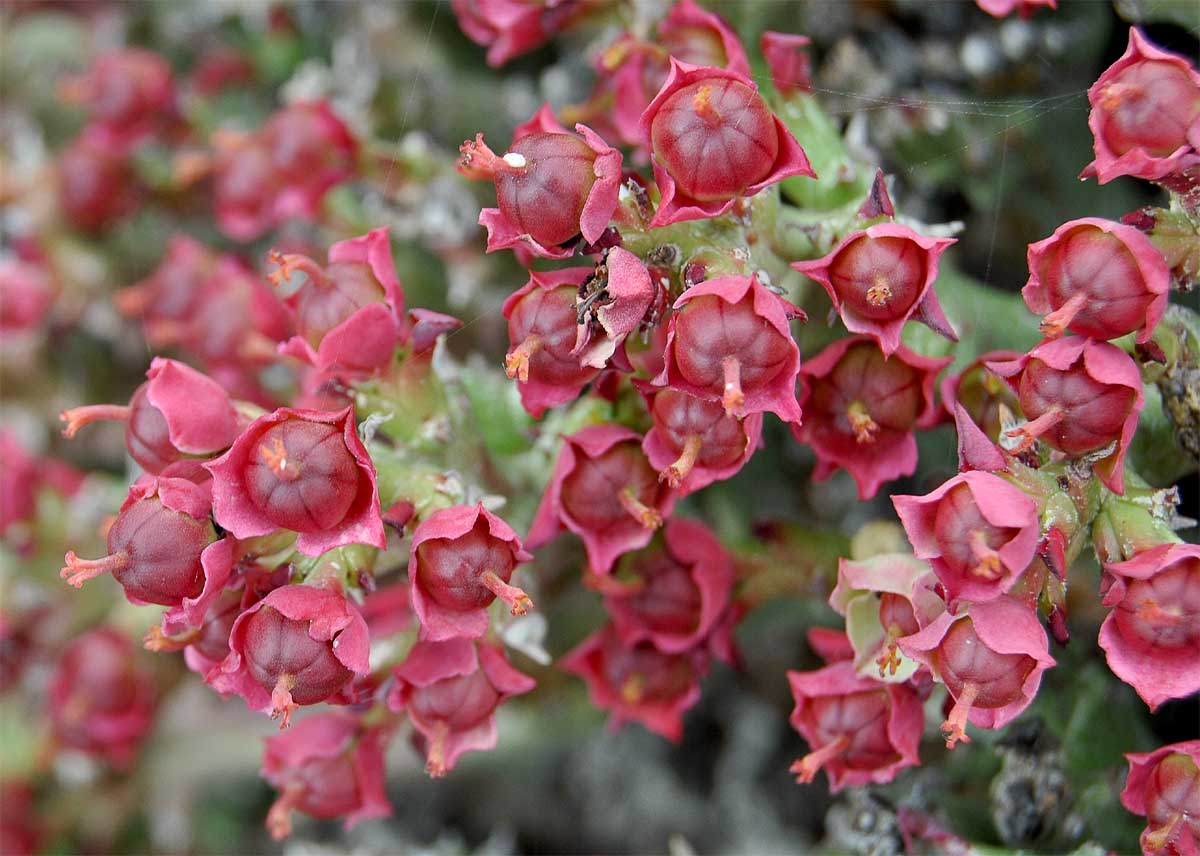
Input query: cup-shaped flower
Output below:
<box><xmin>1081</xmin><ymin>28</ymin><xmax>1200</xmax><ymax>184</ymax></box>
<box><xmin>527</xmin><ymin>425</ymin><xmax>676</xmax><ymax>574</ymax></box>
<box><xmin>61</xmin><ymin>474</ymin><xmax>233</xmax><ymax>628</ymax></box>
<box><xmin>503</xmin><ymin>267</ymin><xmax>601</xmax><ymax>418</ymax></box>
<box><xmin>261</xmin><ymin>711</ymin><xmax>392</xmax><ymax>840</ymax></box>
<box><xmin>793</xmin><ymin>337</ymin><xmax>950</xmax><ymax>500</ymax></box>
<box><xmin>829</xmin><ymin>554</ymin><xmax>945</xmax><ymax>683</ymax></box>
<box><xmin>1099</xmin><ymin>544</ymin><xmax>1200</xmax><ymax>711</ymax></box>
<box><xmin>787</xmin><ymin>660</ymin><xmax>924</xmax><ymax>790</ymax></box>
<box><xmin>898</xmin><ymin>597</ymin><xmax>1055</xmax><ymax>749</ymax></box>
<box><xmin>562</xmin><ymin>624</ymin><xmax>709</xmax><ymax>741</ymax></box>
<box><xmin>460</xmin><ymin>105</ymin><xmax>622</xmax><ymax>258</ymax></box>
<box><xmin>1121</xmin><ymin>741</ymin><xmax>1200</xmax><ymax>856</ymax></box>
<box><xmin>387</xmin><ymin>638</ymin><xmax>535</xmax><ymax>776</ymax></box>
<box><xmin>205</xmin><ymin>406</ymin><xmax>385</xmax><ymax>556</ymax></box>
<box><xmin>654</xmin><ymin>274</ymin><xmax>803</xmax><ymax>422</ymax></box>
<box><xmin>214</xmin><ymin>584</ymin><xmax>371</xmax><ymax>728</ymax></box>
<box><xmin>409</xmin><ymin>503</ymin><xmax>535</xmax><ymax>641</ymax></box>
<box><xmin>987</xmin><ymin>337</ymin><xmax>1144</xmax><ymax>495</ymax></box>
<box><xmin>604</xmin><ymin>517</ymin><xmax>735</xmax><ymax>654</ymax></box>
<box><xmin>1023</xmin><ymin>218</ymin><xmax>1170</xmax><ymax>343</ymax></box>
<box><xmin>892</xmin><ymin>471</ymin><xmax>1041</xmax><ymax>606</ymax></box>
<box><xmin>792</xmin><ymin>223</ymin><xmax>956</xmax><ymax>356</ymax></box>
<box><xmin>48</xmin><ymin>627</ymin><xmax>156</xmax><ymax>767</ymax></box>
<box><xmin>640</xmin><ymin>60</ymin><xmax>814</xmax><ymax>226</ymax></box>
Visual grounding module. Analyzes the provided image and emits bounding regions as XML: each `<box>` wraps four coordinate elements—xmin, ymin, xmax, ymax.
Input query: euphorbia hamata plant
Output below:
<box><xmin>3</xmin><ymin>1</ymin><xmax>1197</xmax><ymax>852</ymax></box>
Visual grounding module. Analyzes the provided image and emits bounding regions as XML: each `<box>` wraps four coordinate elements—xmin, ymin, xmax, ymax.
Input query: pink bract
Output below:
<box><xmin>1099</xmin><ymin>543</ymin><xmax>1200</xmax><ymax>712</ymax></box>
<box><xmin>791</xmin><ymin>222</ymin><xmax>957</xmax><ymax>356</ymax></box>
<box><xmin>409</xmin><ymin>503</ymin><xmax>535</xmax><ymax>641</ymax></box>
<box><xmin>205</xmin><ymin>406</ymin><xmax>385</xmax><ymax>556</ymax></box>
<box><xmin>387</xmin><ymin>637</ymin><xmax>535</xmax><ymax>776</ymax></box>
<box><xmin>654</xmin><ymin>273</ymin><xmax>804</xmax><ymax>422</ymax></box>
<box><xmin>640</xmin><ymin>60</ymin><xmax>814</xmax><ymax>225</ymax></box>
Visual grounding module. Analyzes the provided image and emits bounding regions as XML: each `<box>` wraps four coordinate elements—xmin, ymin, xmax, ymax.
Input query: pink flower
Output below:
<box><xmin>48</xmin><ymin>627</ymin><xmax>156</xmax><ymax>767</ymax></box>
<box><xmin>272</xmin><ymin>227</ymin><xmax>408</xmax><ymax>377</ymax></box>
<box><xmin>409</xmin><ymin>503</ymin><xmax>535</xmax><ymax>641</ymax></box>
<box><xmin>459</xmin><ymin>105</ymin><xmax>622</xmax><ymax>258</ymax></box>
<box><xmin>56</xmin><ymin>129</ymin><xmax>137</xmax><ymax>232</ymax></box>
<box><xmin>893</xmin><ymin>471</ymin><xmax>1041</xmax><ymax>607</ymax></box>
<box><xmin>829</xmin><ymin>554</ymin><xmax>944</xmax><ymax>683</ymax></box>
<box><xmin>562</xmin><ymin>624</ymin><xmax>709</xmax><ymax>741</ymax></box>
<box><xmin>60</xmin><ymin>474</ymin><xmax>233</xmax><ymax>629</ymax></box>
<box><xmin>573</xmin><ymin>248</ymin><xmax>657</xmax><ymax>369</ymax></box>
<box><xmin>214</xmin><ymin>584</ymin><xmax>370</xmax><ymax>728</ymax></box>
<box><xmin>1081</xmin><ymin>29</ymin><xmax>1200</xmax><ymax>184</ymax></box>
<box><xmin>761</xmin><ymin>31</ymin><xmax>813</xmax><ymax>97</ymax></box>
<box><xmin>975</xmin><ymin>0</ymin><xmax>1057</xmax><ymax>18</ymax></box>
<box><xmin>787</xmin><ymin>660</ymin><xmax>924</xmax><ymax>790</ymax></box>
<box><xmin>527</xmin><ymin>424</ymin><xmax>676</xmax><ymax>574</ymax></box>
<box><xmin>640</xmin><ymin>60</ymin><xmax>814</xmax><ymax>226</ymax></box>
<box><xmin>503</xmin><ymin>266</ymin><xmax>601</xmax><ymax>418</ymax></box>
<box><xmin>987</xmin><ymin>337</ymin><xmax>1144</xmax><ymax>495</ymax></box>
<box><xmin>1023</xmin><ymin>217</ymin><xmax>1170</xmax><ymax>343</ymax></box>
<box><xmin>1121</xmin><ymin>740</ymin><xmax>1200</xmax><ymax>856</ymax></box>
<box><xmin>640</xmin><ymin>386</ymin><xmax>762</xmax><ymax>496</ymax></box>
<box><xmin>387</xmin><ymin>638</ymin><xmax>535</xmax><ymax>776</ymax></box>
<box><xmin>603</xmin><ymin>517</ymin><xmax>735</xmax><ymax>655</ymax></box>
<box><xmin>898</xmin><ymin>597</ymin><xmax>1055</xmax><ymax>748</ymax></box>
<box><xmin>793</xmin><ymin>336</ymin><xmax>950</xmax><ymax>500</ymax></box>
<box><xmin>205</xmin><ymin>406</ymin><xmax>385</xmax><ymax>556</ymax></box>
<box><xmin>654</xmin><ymin>274</ymin><xmax>804</xmax><ymax>422</ymax></box>
<box><xmin>451</xmin><ymin>0</ymin><xmax>582</xmax><ymax>67</ymax></box>
<box><xmin>261</xmin><ymin>711</ymin><xmax>392</xmax><ymax>839</ymax></box>
<box><xmin>60</xmin><ymin>357</ymin><xmax>242</xmax><ymax>473</ymax></box>
<box><xmin>58</xmin><ymin>48</ymin><xmax>176</xmax><ymax>148</ymax></box>
<box><xmin>1099</xmin><ymin>543</ymin><xmax>1200</xmax><ymax>711</ymax></box>
<box><xmin>115</xmin><ymin>235</ymin><xmax>214</xmax><ymax>336</ymax></box>
<box><xmin>939</xmin><ymin>349</ymin><xmax>1022</xmax><ymax>440</ymax></box>
<box><xmin>0</xmin><ymin>258</ymin><xmax>56</xmax><ymax>334</ymax></box>
<box><xmin>791</xmin><ymin>223</ymin><xmax>956</xmax><ymax>356</ymax></box>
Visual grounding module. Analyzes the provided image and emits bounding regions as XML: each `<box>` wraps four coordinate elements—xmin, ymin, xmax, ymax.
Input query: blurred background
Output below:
<box><xmin>1</xmin><ymin>0</ymin><xmax>1197</xmax><ymax>853</ymax></box>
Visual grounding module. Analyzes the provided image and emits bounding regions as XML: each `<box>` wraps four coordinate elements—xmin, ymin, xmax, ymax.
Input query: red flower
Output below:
<box><xmin>56</xmin><ymin>129</ymin><xmax>137</xmax><ymax>232</ymax></box>
<box><xmin>261</xmin><ymin>711</ymin><xmax>392</xmax><ymax>839</ymax></box>
<box><xmin>214</xmin><ymin>584</ymin><xmax>371</xmax><ymax>727</ymax></box>
<box><xmin>61</xmin><ymin>357</ymin><xmax>242</xmax><ymax>473</ymax></box>
<box><xmin>263</xmin><ymin>102</ymin><xmax>358</xmax><ymax>195</ymax></box>
<box><xmin>1121</xmin><ymin>740</ymin><xmax>1200</xmax><ymax>856</ymax></box>
<box><xmin>1081</xmin><ymin>28</ymin><xmax>1200</xmax><ymax>184</ymax></box>
<box><xmin>893</xmin><ymin>471</ymin><xmax>1041</xmax><ymax>606</ymax></box>
<box><xmin>654</xmin><ymin>274</ymin><xmax>804</xmax><ymax>422</ymax></box>
<box><xmin>527</xmin><ymin>425</ymin><xmax>676</xmax><ymax>574</ymax></box>
<box><xmin>451</xmin><ymin>0</ymin><xmax>582</xmax><ymax>67</ymax></box>
<box><xmin>898</xmin><ymin>597</ymin><xmax>1055</xmax><ymax>748</ymax></box>
<box><xmin>640</xmin><ymin>386</ymin><xmax>762</xmax><ymax>495</ymax></box>
<box><xmin>460</xmin><ymin>105</ymin><xmax>621</xmax><ymax>258</ymax></box>
<box><xmin>562</xmin><ymin>624</ymin><xmax>709</xmax><ymax>741</ymax></box>
<box><xmin>792</xmin><ymin>223</ymin><xmax>956</xmax><ymax>356</ymax></box>
<box><xmin>48</xmin><ymin>627</ymin><xmax>155</xmax><ymax>767</ymax></box>
<box><xmin>573</xmin><ymin>248</ymin><xmax>657</xmax><ymax>369</ymax></box>
<box><xmin>829</xmin><ymin>554</ymin><xmax>945</xmax><ymax>682</ymax></box>
<box><xmin>640</xmin><ymin>60</ymin><xmax>814</xmax><ymax>226</ymax></box>
<box><xmin>409</xmin><ymin>503</ymin><xmax>535</xmax><ymax>641</ymax></box>
<box><xmin>1023</xmin><ymin>217</ymin><xmax>1170</xmax><ymax>343</ymax></box>
<box><xmin>272</xmin><ymin>227</ymin><xmax>408</xmax><ymax>377</ymax></box>
<box><xmin>939</xmin><ymin>350</ymin><xmax>1022</xmax><ymax>440</ymax></box>
<box><xmin>987</xmin><ymin>337</ymin><xmax>1144</xmax><ymax>495</ymax></box>
<box><xmin>604</xmin><ymin>517</ymin><xmax>735</xmax><ymax>655</ymax></box>
<box><xmin>1099</xmin><ymin>543</ymin><xmax>1200</xmax><ymax>711</ymax></box>
<box><xmin>503</xmin><ymin>266</ymin><xmax>601</xmax><ymax>418</ymax></box>
<box><xmin>761</xmin><ymin>31</ymin><xmax>813</xmax><ymax>97</ymax></box>
<box><xmin>61</xmin><ymin>473</ymin><xmax>233</xmax><ymax>627</ymax></box>
<box><xmin>0</xmin><ymin>258</ymin><xmax>56</xmax><ymax>335</ymax></box>
<box><xmin>115</xmin><ymin>235</ymin><xmax>214</xmax><ymax>337</ymax></box>
<box><xmin>205</xmin><ymin>406</ymin><xmax>385</xmax><ymax>556</ymax></box>
<box><xmin>793</xmin><ymin>336</ymin><xmax>950</xmax><ymax>500</ymax></box>
<box><xmin>387</xmin><ymin>638</ymin><xmax>535</xmax><ymax>776</ymax></box>
<box><xmin>787</xmin><ymin>660</ymin><xmax>924</xmax><ymax>790</ymax></box>
<box><xmin>975</xmin><ymin>0</ymin><xmax>1057</xmax><ymax>18</ymax></box>
<box><xmin>58</xmin><ymin>48</ymin><xmax>175</xmax><ymax>148</ymax></box>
